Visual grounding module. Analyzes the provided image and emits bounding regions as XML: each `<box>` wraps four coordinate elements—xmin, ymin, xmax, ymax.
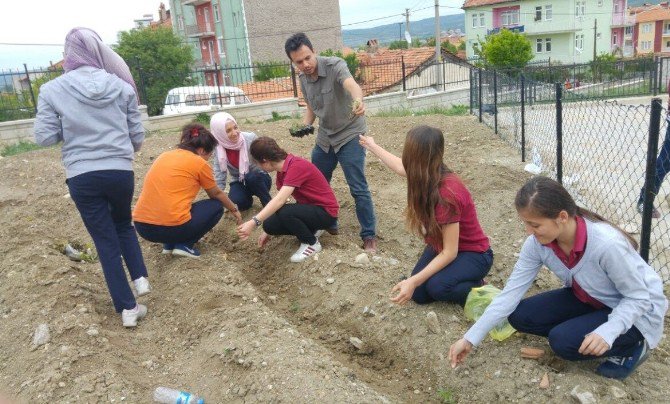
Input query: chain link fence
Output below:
<box><xmin>472</xmin><ymin>59</ymin><xmax>670</xmax><ymax>283</ymax></box>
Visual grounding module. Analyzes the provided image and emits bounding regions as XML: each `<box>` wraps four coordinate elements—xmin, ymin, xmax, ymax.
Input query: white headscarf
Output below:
<box><xmin>210</xmin><ymin>112</ymin><xmax>250</xmax><ymax>182</ymax></box>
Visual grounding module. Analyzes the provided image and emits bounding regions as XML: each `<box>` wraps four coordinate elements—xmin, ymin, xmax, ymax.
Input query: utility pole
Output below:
<box><xmin>403</xmin><ymin>8</ymin><xmax>411</xmax><ymax>46</ymax></box>
<box><xmin>435</xmin><ymin>0</ymin><xmax>440</xmax><ymax>63</ymax></box>
<box><xmin>593</xmin><ymin>18</ymin><xmax>598</xmax><ymax>61</ymax></box>
<box><xmin>398</xmin><ymin>22</ymin><xmax>402</xmax><ymax>41</ymax></box>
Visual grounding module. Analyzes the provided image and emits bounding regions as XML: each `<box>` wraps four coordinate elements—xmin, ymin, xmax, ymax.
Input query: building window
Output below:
<box><xmin>614</xmin><ymin>3</ymin><xmax>620</xmax><ymax>12</ymax></box>
<box><xmin>217</xmin><ymin>37</ymin><xmax>224</xmax><ymax>55</ymax></box>
<box><xmin>575</xmin><ymin>1</ymin><xmax>585</xmax><ymax>17</ymax></box>
<box><xmin>536</xmin><ymin>38</ymin><xmax>543</xmax><ymax>52</ymax></box>
<box><xmin>642</xmin><ymin>23</ymin><xmax>652</xmax><ymax>34</ymax></box>
<box><xmin>178</xmin><ymin>16</ymin><xmax>184</xmax><ymax>31</ymax></box>
<box><xmin>233</xmin><ymin>12</ymin><xmax>238</xmax><ymax>27</ymax></box>
<box><xmin>472</xmin><ymin>12</ymin><xmax>485</xmax><ymax>28</ymax></box>
<box><xmin>665</xmin><ymin>22</ymin><xmax>670</xmax><ymax>33</ymax></box>
<box><xmin>613</xmin><ymin>33</ymin><xmax>618</xmax><ymax>45</ymax></box>
<box><xmin>545</xmin><ymin>37</ymin><xmax>552</xmax><ymax>52</ymax></box>
<box><xmin>479</xmin><ymin>13</ymin><xmax>485</xmax><ymax>27</ymax></box>
<box><xmin>625</xmin><ymin>26</ymin><xmax>633</xmax><ymax>36</ymax></box>
<box><xmin>501</xmin><ymin>10</ymin><xmax>520</xmax><ymax>26</ymax></box>
<box><xmin>666</xmin><ymin>40</ymin><xmax>670</xmax><ymax>48</ymax></box>
<box><xmin>472</xmin><ymin>14</ymin><xmax>477</xmax><ymax>28</ymax></box>
<box><xmin>214</xmin><ymin>4</ymin><xmax>220</xmax><ymax>22</ymax></box>
<box><xmin>575</xmin><ymin>34</ymin><xmax>584</xmax><ymax>50</ymax></box>
<box><xmin>641</xmin><ymin>40</ymin><xmax>652</xmax><ymax>50</ymax></box>
<box><xmin>545</xmin><ymin>5</ymin><xmax>553</xmax><ymax>20</ymax></box>
<box><xmin>535</xmin><ymin>6</ymin><xmax>542</xmax><ymax>21</ymax></box>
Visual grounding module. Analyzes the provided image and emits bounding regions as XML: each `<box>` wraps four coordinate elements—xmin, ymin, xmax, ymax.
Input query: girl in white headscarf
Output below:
<box><xmin>33</xmin><ymin>27</ymin><xmax>150</xmax><ymax>328</ymax></box>
<box><xmin>210</xmin><ymin>112</ymin><xmax>272</xmax><ymax>211</ymax></box>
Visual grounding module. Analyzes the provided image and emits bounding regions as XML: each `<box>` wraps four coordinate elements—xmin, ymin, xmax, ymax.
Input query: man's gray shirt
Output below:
<box><xmin>299</xmin><ymin>56</ymin><xmax>367</xmax><ymax>153</ymax></box>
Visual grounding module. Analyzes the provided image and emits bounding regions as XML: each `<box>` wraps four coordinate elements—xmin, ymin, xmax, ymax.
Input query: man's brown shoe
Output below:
<box><xmin>363</xmin><ymin>237</ymin><xmax>378</xmax><ymax>254</ymax></box>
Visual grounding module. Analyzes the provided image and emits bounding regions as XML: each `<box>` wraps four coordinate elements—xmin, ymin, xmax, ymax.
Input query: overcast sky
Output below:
<box><xmin>0</xmin><ymin>0</ymin><xmax>464</xmax><ymax>70</ymax></box>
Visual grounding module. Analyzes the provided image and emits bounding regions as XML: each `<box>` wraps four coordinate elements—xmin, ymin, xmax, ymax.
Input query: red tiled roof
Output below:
<box><xmin>463</xmin><ymin>0</ymin><xmax>517</xmax><ymax>9</ymax></box>
<box><xmin>635</xmin><ymin>7</ymin><xmax>670</xmax><ymax>23</ymax></box>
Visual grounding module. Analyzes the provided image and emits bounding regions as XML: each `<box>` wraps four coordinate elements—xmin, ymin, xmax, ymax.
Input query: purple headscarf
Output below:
<box><xmin>63</xmin><ymin>27</ymin><xmax>138</xmax><ymax>101</ymax></box>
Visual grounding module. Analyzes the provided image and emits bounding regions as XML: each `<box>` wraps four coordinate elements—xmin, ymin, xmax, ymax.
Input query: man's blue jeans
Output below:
<box><xmin>639</xmin><ymin>124</ymin><xmax>670</xmax><ymax>205</ymax></box>
<box><xmin>311</xmin><ymin>137</ymin><xmax>376</xmax><ymax>240</ymax></box>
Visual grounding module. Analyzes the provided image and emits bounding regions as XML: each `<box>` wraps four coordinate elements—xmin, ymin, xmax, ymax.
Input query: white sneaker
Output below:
<box><xmin>290</xmin><ymin>241</ymin><xmax>322</xmax><ymax>263</ymax></box>
<box><xmin>122</xmin><ymin>304</ymin><xmax>147</xmax><ymax>328</ymax></box>
<box><xmin>133</xmin><ymin>276</ymin><xmax>151</xmax><ymax>297</ymax></box>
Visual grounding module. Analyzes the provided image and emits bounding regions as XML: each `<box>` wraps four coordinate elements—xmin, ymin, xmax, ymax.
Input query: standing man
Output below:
<box><xmin>284</xmin><ymin>32</ymin><xmax>378</xmax><ymax>253</ymax></box>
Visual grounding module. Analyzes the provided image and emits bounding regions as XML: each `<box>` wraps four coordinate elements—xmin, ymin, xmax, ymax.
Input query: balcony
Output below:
<box><xmin>487</xmin><ymin>25</ymin><xmax>524</xmax><ymax>35</ymax></box>
<box><xmin>182</xmin><ymin>0</ymin><xmax>210</xmax><ymax>6</ymax></box>
<box><xmin>185</xmin><ymin>23</ymin><xmax>215</xmax><ymax>38</ymax></box>
<box><xmin>611</xmin><ymin>13</ymin><xmax>636</xmax><ymax>27</ymax></box>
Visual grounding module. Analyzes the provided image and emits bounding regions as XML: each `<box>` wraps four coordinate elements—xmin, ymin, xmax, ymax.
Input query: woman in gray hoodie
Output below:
<box><xmin>33</xmin><ymin>27</ymin><xmax>150</xmax><ymax>328</ymax></box>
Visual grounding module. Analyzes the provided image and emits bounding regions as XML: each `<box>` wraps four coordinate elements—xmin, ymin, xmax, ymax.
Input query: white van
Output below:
<box><xmin>162</xmin><ymin>86</ymin><xmax>251</xmax><ymax>115</ymax></box>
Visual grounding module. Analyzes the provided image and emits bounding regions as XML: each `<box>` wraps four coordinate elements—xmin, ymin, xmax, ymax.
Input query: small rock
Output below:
<box><xmin>63</xmin><ymin>193</ymin><xmax>70</xmax><ymax>199</ymax></box>
<box><xmin>362</xmin><ymin>306</ymin><xmax>376</xmax><ymax>317</ymax></box>
<box><xmin>388</xmin><ymin>258</ymin><xmax>399</xmax><ymax>265</ymax></box>
<box><xmin>571</xmin><ymin>385</ymin><xmax>597</xmax><ymax>404</ymax></box>
<box><xmin>349</xmin><ymin>337</ymin><xmax>365</xmax><ymax>350</ymax></box>
<box><xmin>32</xmin><ymin>324</ymin><xmax>50</xmax><ymax>346</ymax></box>
<box><xmin>494</xmin><ymin>370</ymin><xmax>501</xmax><ymax>377</ymax></box>
<box><xmin>86</xmin><ymin>328</ymin><xmax>99</xmax><ymax>336</ymax></box>
<box><xmin>268</xmin><ymin>295</ymin><xmax>277</xmax><ymax>304</ymax></box>
<box><xmin>539</xmin><ymin>372</ymin><xmax>549</xmax><ymax>389</ymax></box>
<box><xmin>58</xmin><ymin>382</ymin><xmax>65</xmax><ymax>388</ymax></box>
<box><xmin>608</xmin><ymin>385</ymin><xmax>626</xmax><ymax>399</ymax></box>
<box><xmin>326</xmin><ymin>278</ymin><xmax>335</xmax><ymax>284</ymax></box>
<box><xmin>413</xmin><ymin>389</ymin><xmax>420</xmax><ymax>394</ymax></box>
<box><xmin>426</xmin><ymin>311</ymin><xmax>441</xmax><ymax>334</ymax></box>
<box><xmin>141</xmin><ymin>360</ymin><xmax>153</xmax><ymax>369</ymax></box>
<box><xmin>355</xmin><ymin>253</ymin><xmax>370</xmax><ymax>264</ymax></box>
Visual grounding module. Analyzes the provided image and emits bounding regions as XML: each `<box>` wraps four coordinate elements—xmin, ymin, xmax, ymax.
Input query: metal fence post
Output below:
<box><xmin>521</xmin><ymin>74</ymin><xmax>526</xmax><ymax>162</ymax></box>
<box><xmin>493</xmin><ymin>70</ymin><xmax>498</xmax><ymax>135</ymax></box>
<box><xmin>401</xmin><ymin>56</ymin><xmax>407</xmax><ymax>92</ymax></box>
<box><xmin>290</xmin><ymin>64</ymin><xmax>298</xmax><ymax>99</ymax></box>
<box><xmin>478</xmin><ymin>68</ymin><xmax>483</xmax><ymax>122</ymax></box>
<box><xmin>213</xmin><ymin>63</ymin><xmax>223</xmax><ymax>107</ymax></box>
<box><xmin>653</xmin><ymin>56</ymin><xmax>659</xmax><ymax>96</ymax></box>
<box><xmin>23</xmin><ymin>64</ymin><xmax>37</xmax><ymax>114</ymax></box>
<box><xmin>555</xmin><ymin>82</ymin><xmax>563</xmax><ymax>184</ymax></box>
<box><xmin>640</xmin><ymin>98</ymin><xmax>663</xmax><ymax>262</ymax></box>
<box><xmin>469</xmin><ymin>68</ymin><xmax>474</xmax><ymax>115</ymax></box>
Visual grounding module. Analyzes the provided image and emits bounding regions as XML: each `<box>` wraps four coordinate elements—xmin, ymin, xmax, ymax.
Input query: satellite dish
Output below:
<box><xmin>405</xmin><ymin>30</ymin><xmax>412</xmax><ymax>44</ymax></box>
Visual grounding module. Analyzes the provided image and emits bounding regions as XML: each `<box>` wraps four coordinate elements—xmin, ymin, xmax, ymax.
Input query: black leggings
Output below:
<box><xmin>262</xmin><ymin>204</ymin><xmax>336</xmax><ymax>244</ymax></box>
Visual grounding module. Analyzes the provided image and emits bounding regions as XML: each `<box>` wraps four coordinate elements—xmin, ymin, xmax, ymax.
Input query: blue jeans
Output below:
<box><xmin>639</xmin><ymin>124</ymin><xmax>670</xmax><ymax>205</ymax></box>
<box><xmin>134</xmin><ymin>199</ymin><xmax>223</xmax><ymax>247</ymax></box>
<box><xmin>411</xmin><ymin>246</ymin><xmax>493</xmax><ymax>306</ymax></box>
<box><xmin>67</xmin><ymin>170</ymin><xmax>147</xmax><ymax>313</ymax></box>
<box><xmin>508</xmin><ymin>288</ymin><xmax>644</xmax><ymax>361</ymax></box>
<box><xmin>229</xmin><ymin>170</ymin><xmax>272</xmax><ymax>211</ymax></box>
<box><xmin>311</xmin><ymin>137</ymin><xmax>376</xmax><ymax>240</ymax></box>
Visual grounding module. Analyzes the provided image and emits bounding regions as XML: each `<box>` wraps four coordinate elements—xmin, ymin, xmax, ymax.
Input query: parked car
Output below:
<box><xmin>162</xmin><ymin>86</ymin><xmax>251</xmax><ymax>115</ymax></box>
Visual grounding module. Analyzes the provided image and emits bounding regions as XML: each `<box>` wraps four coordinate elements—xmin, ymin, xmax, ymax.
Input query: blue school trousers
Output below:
<box><xmin>508</xmin><ymin>288</ymin><xmax>644</xmax><ymax>360</ymax></box>
<box><xmin>67</xmin><ymin>170</ymin><xmax>147</xmax><ymax>313</ymax></box>
<box><xmin>411</xmin><ymin>245</ymin><xmax>493</xmax><ymax>306</ymax></box>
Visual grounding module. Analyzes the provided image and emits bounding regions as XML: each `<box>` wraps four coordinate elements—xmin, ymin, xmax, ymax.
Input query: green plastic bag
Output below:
<box><xmin>464</xmin><ymin>285</ymin><xmax>516</xmax><ymax>342</ymax></box>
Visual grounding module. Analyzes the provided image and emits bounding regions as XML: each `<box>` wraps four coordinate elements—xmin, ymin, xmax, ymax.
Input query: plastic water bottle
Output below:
<box><xmin>153</xmin><ymin>387</ymin><xmax>204</xmax><ymax>404</ymax></box>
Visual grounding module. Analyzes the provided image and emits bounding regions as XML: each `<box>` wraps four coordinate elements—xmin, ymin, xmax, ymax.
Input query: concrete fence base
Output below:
<box><xmin>0</xmin><ymin>87</ymin><xmax>471</xmax><ymax>146</ymax></box>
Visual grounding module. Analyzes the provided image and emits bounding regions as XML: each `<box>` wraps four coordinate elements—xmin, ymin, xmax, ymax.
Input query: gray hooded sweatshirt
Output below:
<box><xmin>33</xmin><ymin>66</ymin><xmax>144</xmax><ymax>178</ymax></box>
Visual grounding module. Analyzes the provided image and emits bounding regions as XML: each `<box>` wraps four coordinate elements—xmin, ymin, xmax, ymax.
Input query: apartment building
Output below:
<box><xmin>630</xmin><ymin>4</ymin><xmax>670</xmax><ymax>55</ymax></box>
<box><xmin>169</xmin><ymin>0</ymin><xmax>342</xmax><ymax>85</ymax></box>
<box><xmin>463</xmin><ymin>0</ymin><xmax>616</xmax><ymax>64</ymax></box>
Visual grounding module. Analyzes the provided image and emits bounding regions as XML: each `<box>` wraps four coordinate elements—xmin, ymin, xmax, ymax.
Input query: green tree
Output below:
<box><xmin>253</xmin><ymin>61</ymin><xmax>290</xmax><ymax>81</ymax></box>
<box><xmin>319</xmin><ymin>49</ymin><xmax>360</xmax><ymax>79</ymax></box>
<box><xmin>115</xmin><ymin>26</ymin><xmax>194</xmax><ymax>116</ymax></box>
<box><xmin>590</xmin><ymin>52</ymin><xmax>621</xmax><ymax>81</ymax></box>
<box><xmin>473</xmin><ymin>29</ymin><xmax>533</xmax><ymax>70</ymax></box>
<box><xmin>389</xmin><ymin>40</ymin><xmax>409</xmax><ymax>50</ymax></box>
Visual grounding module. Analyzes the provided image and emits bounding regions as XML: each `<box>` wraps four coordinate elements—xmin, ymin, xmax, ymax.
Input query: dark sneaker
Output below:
<box><xmin>161</xmin><ymin>244</ymin><xmax>175</xmax><ymax>254</ymax></box>
<box><xmin>637</xmin><ymin>202</ymin><xmax>661</xmax><ymax>219</ymax></box>
<box><xmin>172</xmin><ymin>244</ymin><xmax>201</xmax><ymax>258</ymax></box>
<box><xmin>363</xmin><ymin>237</ymin><xmax>378</xmax><ymax>254</ymax></box>
<box><xmin>596</xmin><ymin>339</ymin><xmax>650</xmax><ymax>380</ymax></box>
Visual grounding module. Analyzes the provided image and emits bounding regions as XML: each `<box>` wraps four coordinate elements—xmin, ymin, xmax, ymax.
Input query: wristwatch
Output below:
<box><xmin>252</xmin><ymin>216</ymin><xmax>262</xmax><ymax>227</ymax></box>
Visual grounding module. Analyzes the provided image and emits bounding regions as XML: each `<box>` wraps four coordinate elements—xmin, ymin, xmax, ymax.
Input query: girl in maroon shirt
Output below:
<box><xmin>360</xmin><ymin>125</ymin><xmax>493</xmax><ymax>306</ymax></box>
<box><xmin>237</xmin><ymin>136</ymin><xmax>339</xmax><ymax>262</ymax></box>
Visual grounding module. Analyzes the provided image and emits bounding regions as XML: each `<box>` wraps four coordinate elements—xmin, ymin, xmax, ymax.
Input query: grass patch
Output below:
<box><xmin>1</xmin><ymin>140</ymin><xmax>44</xmax><ymax>157</ymax></box>
<box><xmin>373</xmin><ymin>105</ymin><xmax>469</xmax><ymax>118</ymax></box>
<box><xmin>289</xmin><ymin>300</ymin><xmax>301</xmax><ymax>313</ymax></box>
<box><xmin>267</xmin><ymin>111</ymin><xmax>292</xmax><ymax>122</ymax></box>
<box><xmin>192</xmin><ymin>113</ymin><xmax>211</xmax><ymax>126</ymax></box>
<box><xmin>436</xmin><ymin>388</ymin><xmax>457</xmax><ymax>404</ymax></box>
